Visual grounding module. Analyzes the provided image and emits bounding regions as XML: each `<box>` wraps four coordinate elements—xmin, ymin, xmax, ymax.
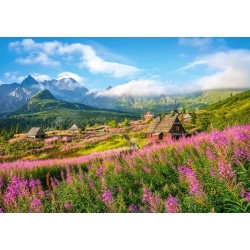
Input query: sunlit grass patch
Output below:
<box><xmin>76</xmin><ymin>136</ymin><xmax>130</xmax><ymax>155</ymax></box>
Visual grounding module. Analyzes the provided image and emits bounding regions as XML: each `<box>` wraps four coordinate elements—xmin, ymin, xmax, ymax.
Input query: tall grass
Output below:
<box><xmin>0</xmin><ymin>125</ymin><xmax>249</xmax><ymax>213</ymax></box>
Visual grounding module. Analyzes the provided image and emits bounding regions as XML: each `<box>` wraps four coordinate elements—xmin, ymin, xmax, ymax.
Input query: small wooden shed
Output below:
<box><xmin>69</xmin><ymin>123</ymin><xmax>83</xmax><ymax>132</ymax></box>
<box><xmin>27</xmin><ymin>127</ymin><xmax>46</xmax><ymax>139</ymax></box>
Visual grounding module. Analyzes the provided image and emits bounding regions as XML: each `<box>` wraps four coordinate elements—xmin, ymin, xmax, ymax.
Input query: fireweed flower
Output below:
<box><xmin>187</xmin><ymin>159</ymin><xmax>193</xmax><ymax>166</ymax></box>
<box><xmin>218</xmin><ymin>162</ymin><xmax>236</xmax><ymax>180</ymax></box>
<box><xmin>66</xmin><ymin>173</ymin><xmax>73</xmax><ymax>183</ymax></box>
<box><xmin>36</xmin><ymin>180</ymin><xmax>41</xmax><ymax>185</ymax></box>
<box><xmin>77</xmin><ymin>173</ymin><xmax>83</xmax><ymax>180</ymax></box>
<box><xmin>206</xmin><ymin>147</ymin><xmax>217</xmax><ymax>160</ymax></box>
<box><xmin>235</xmin><ymin>130</ymin><xmax>248</xmax><ymax>141</ymax></box>
<box><xmin>178</xmin><ymin>166</ymin><xmax>204</xmax><ymax>197</ymax></box>
<box><xmin>142</xmin><ymin>187</ymin><xmax>162</xmax><ymax>212</ymax></box>
<box><xmin>4</xmin><ymin>176</ymin><xmax>30</xmax><ymax>204</ymax></box>
<box><xmin>96</xmin><ymin>164</ymin><xmax>104</xmax><ymax>176</ymax></box>
<box><xmin>129</xmin><ymin>204</ymin><xmax>137</xmax><ymax>213</ymax></box>
<box><xmin>29</xmin><ymin>199</ymin><xmax>42</xmax><ymax>213</ymax></box>
<box><xmin>65</xmin><ymin>202</ymin><xmax>73</xmax><ymax>209</ymax></box>
<box><xmin>241</xmin><ymin>190</ymin><xmax>250</xmax><ymax>202</ymax></box>
<box><xmin>139</xmin><ymin>206</ymin><xmax>144</xmax><ymax>211</ymax></box>
<box><xmin>0</xmin><ymin>208</ymin><xmax>3</xmax><ymax>213</ymax></box>
<box><xmin>234</xmin><ymin>148</ymin><xmax>248</xmax><ymax>164</ymax></box>
<box><xmin>142</xmin><ymin>187</ymin><xmax>153</xmax><ymax>203</ymax></box>
<box><xmin>246</xmin><ymin>193</ymin><xmax>250</xmax><ymax>202</ymax></box>
<box><xmin>38</xmin><ymin>190</ymin><xmax>45</xmax><ymax>197</ymax></box>
<box><xmin>166</xmin><ymin>196</ymin><xmax>179</xmax><ymax>213</ymax></box>
<box><xmin>0</xmin><ymin>176</ymin><xmax>3</xmax><ymax>189</ymax></box>
<box><xmin>60</xmin><ymin>171</ymin><xmax>65</xmax><ymax>180</ymax></box>
<box><xmin>210</xmin><ymin>167</ymin><xmax>217</xmax><ymax>178</ymax></box>
<box><xmin>241</xmin><ymin>189</ymin><xmax>247</xmax><ymax>198</ymax></box>
<box><xmin>29</xmin><ymin>179</ymin><xmax>36</xmax><ymax>187</ymax></box>
<box><xmin>102</xmin><ymin>190</ymin><xmax>114</xmax><ymax>204</ymax></box>
<box><xmin>142</xmin><ymin>166</ymin><xmax>151</xmax><ymax>173</ymax></box>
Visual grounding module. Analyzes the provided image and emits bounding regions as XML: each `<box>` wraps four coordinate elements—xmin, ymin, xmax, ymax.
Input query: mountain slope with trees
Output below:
<box><xmin>0</xmin><ymin>90</ymin><xmax>141</xmax><ymax>132</ymax></box>
<box><xmin>189</xmin><ymin>90</ymin><xmax>250</xmax><ymax>132</ymax></box>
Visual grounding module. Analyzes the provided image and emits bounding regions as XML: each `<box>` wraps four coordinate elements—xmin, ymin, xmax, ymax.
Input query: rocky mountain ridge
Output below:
<box><xmin>0</xmin><ymin>75</ymin><xmax>247</xmax><ymax>115</ymax></box>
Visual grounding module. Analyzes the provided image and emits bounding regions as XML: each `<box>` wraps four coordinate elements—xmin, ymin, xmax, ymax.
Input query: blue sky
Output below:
<box><xmin>1</xmin><ymin>37</ymin><xmax>250</xmax><ymax>97</ymax></box>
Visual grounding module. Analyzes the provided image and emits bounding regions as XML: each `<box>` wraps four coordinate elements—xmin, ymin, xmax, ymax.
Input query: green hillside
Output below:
<box><xmin>204</xmin><ymin>89</ymin><xmax>250</xmax><ymax>111</ymax></box>
<box><xmin>12</xmin><ymin>89</ymin><xmax>98</xmax><ymax>115</ymax></box>
<box><xmin>0</xmin><ymin>90</ymin><xmax>141</xmax><ymax>132</ymax></box>
<box><xmin>192</xmin><ymin>90</ymin><xmax>250</xmax><ymax>131</ymax></box>
<box><xmin>175</xmin><ymin>89</ymin><xmax>245</xmax><ymax>111</ymax></box>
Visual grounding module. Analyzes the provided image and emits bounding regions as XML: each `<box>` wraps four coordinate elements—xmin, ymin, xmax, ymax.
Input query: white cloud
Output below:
<box><xmin>4</xmin><ymin>72</ymin><xmax>11</xmax><ymax>78</ymax></box>
<box><xmin>9</xmin><ymin>39</ymin><xmax>140</xmax><ymax>77</ymax></box>
<box><xmin>96</xmin><ymin>79</ymin><xmax>173</xmax><ymax>98</ymax></box>
<box><xmin>179</xmin><ymin>49</ymin><xmax>250</xmax><ymax>90</ymax></box>
<box><xmin>179</xmin><ymin>38</ymin><xmax>213</xmax><ymax>49</ymax></box>
<box><xmin>32</xmin><ymin>73</ymin><xmax>52</xmax><ymax>82</ymax></box>
<box><xmin>179</xmin><ymin>53</ymin><xmax>188</xmax><ymax>57</ymax></box>
<box><xmin>58</xmin><ymin>43</ymin><xmax>140</xmax><ymax>77</ymax></box>
<box><xmin>179</xmin><ymin>38</ymin><xmax>226</xmax><ymax>51</ymax></box>
<box><xmin>16</xmin><ymin>52</ymin><xmax>60</xmax><ymax>67</ymax></box>
<box><xmin>10</xmin><ymin>39</ymin><xmax>62</xmax><ymax>55</ymax></box>
<box><xmin>3</xmin><ymin>72</ymin><xmax>25</xmax><ymax>83</ymax></box>
<box><xmin>57</xmin><ymin>72</ymin><xmax>86</xmax><ymax>86</ymax></box>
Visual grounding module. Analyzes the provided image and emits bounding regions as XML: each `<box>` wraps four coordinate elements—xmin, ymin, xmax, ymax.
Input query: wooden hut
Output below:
<box><xmin>146</xmin><ymin>115</ymin><xmax>186</xmax><ymax>141</ymax></box>
<box><xmin>68</xmin><ymin>123</ymin><xmax>83</xmax><ymax>133</ymax></box>
<box><xmin>183</xmin><ymin>113</ymin><xmax>191</xmax><ymax>120</ymax></box>
<box><xmin>144</xmin><ymin>111</ymin><xmax>156</xmax><ymax>121</ymax></box>
<box><xmin>27</xmin><ymin>127</ymin><xmax>46</xmax><ymax>139</ymax></box>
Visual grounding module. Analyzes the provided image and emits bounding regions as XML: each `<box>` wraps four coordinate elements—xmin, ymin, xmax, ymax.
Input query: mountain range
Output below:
<box><xmin>0</xmin><ymin>75</ymin><xmax>248</xmax><ymax>117</ymax></box>
<box><xmin>0</xmin><ymin>89</ymin><xmax>140</xmax><ymax>132</ymax></box>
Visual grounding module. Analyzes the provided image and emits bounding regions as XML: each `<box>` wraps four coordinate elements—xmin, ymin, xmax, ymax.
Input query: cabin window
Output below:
<box><xmin>176</xmin><ymin>125</ymin><xmax>180</xmax><ymax>131</ymax></box>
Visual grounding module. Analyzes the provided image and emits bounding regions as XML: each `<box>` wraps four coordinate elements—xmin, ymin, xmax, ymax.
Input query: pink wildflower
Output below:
<box><xmin>29</xmin><ymin>199</ymin><xmax>42</xmax><ymax>213</ymax></box>
<box><xmin>65</xmin><ymin>202</ymin><xmax>73</xmax><ymax>209</ymax></box>
<box><xmin>218</xmin><ymin>162</ymin><xmax>236</xmax><ymax>180</ymax></box>
<box><xmin>166</xmin><ymin>196</ymin><xmax>179</xmax><ymax>213</ymax></box>
<box><xmin>178</xmin><ymin>166</ymin><xmax>204</xmax><ymax>197</ymax></box>
<box><xmin>210</xmin><ymin>167</ymin><xmax>217</xmax><ymax>178</ymax></box>
<box><xmin>0</xmin><ymin>176</ymin><xmax>3</xmax><ymax>188</ymax></box>
<box><xmin>102</xmin><ymin>189</ymin><xmax>114</xmax><ymax>204</ymax></box>
<box><xmin>129</xmin><ymin>204</ymin><xmax>137</xmax><ymax>213</ymax></box>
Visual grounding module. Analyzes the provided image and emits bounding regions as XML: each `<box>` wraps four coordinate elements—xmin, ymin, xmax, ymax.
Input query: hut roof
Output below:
<box><xmin>145</xmin><ymin>111</ymin><xmax>155</xmax><ymax>116</ymax></box>
<box><xmin>183</xmin><ymin>114</ymin><xmax>191</xmax><ymax>119</ymax></box>
<box><xmin>146</xmin><ymin>116</ymin><xmax>161</xmax><ymax>133</ymax></box>
<box><xmin>69</xmin><ymin>123</ymin><xmax>83</xmax><ymax>131</ymax></box>
<box><xmin>146</xmin><ymin>115</ymin><xmax>182</xmax><ymax>134</ymax></box>
<box><xmin>27</xmin><ymin>127</ymin><xmax>45</xmax><ymax>137</ymax></box>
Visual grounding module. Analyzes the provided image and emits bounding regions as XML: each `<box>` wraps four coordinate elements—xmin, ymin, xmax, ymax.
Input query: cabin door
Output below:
<box><xmin>159</xmin><ymin>133</ymin><xmax>163</xmax><ymax>140</ymax></box>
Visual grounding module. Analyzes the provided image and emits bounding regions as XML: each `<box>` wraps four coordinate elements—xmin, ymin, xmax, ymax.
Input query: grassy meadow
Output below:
<box><xmin>0</xmin><ymin>123</ymin><xmax>249</xmax><ymax>213</ymax></box>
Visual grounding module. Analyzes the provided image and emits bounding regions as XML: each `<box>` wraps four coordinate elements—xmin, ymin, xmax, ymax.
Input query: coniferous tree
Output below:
<box><xmin>191</xmin><ymin>111</ymin><xmax>197</xmax><ymax>124</ymax></box>
<box><xmin>15</xmin><ymin>123</ymin><xmax>19</xmax><ymax>134</ymax></box>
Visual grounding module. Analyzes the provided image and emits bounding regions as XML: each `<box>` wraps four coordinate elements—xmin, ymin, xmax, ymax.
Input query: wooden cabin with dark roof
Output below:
<box><xmin>27</xmin><ymin>127</ymin><xmax>46</xmax><ymax>139</ymax></box>
<box><xmin>146</xmin><ymin>115</ymin><xmax>187</xmax><ymax>141</ymax></box>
